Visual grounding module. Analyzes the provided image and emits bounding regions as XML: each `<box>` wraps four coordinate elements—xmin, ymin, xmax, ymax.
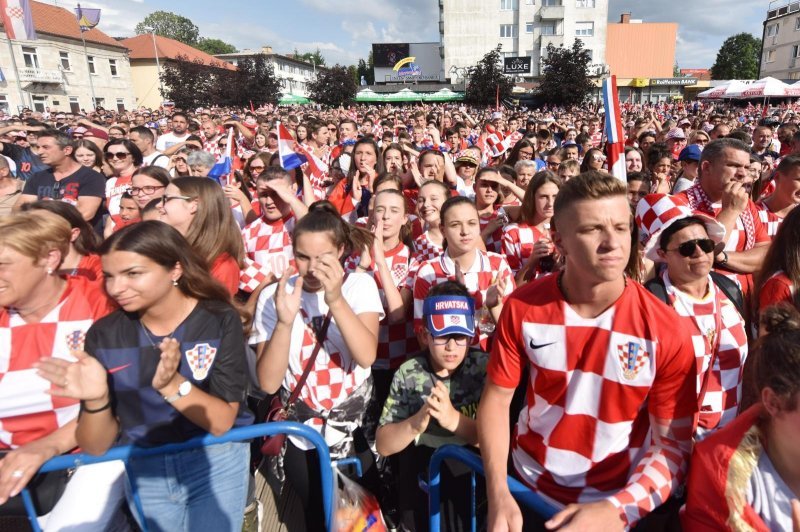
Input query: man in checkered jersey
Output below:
<box><xmin>673</xmin><ymin>138</ymin><xmax>770</xmax><ymax>298</ymax></box>
<box><xmin>241</xmin><ymin>166</ymin><xmax>308</xmax><ymax>279</ymax></box>
<box><xmin>754</xmin><ymin>154</ymin><xmax>800</xmax><ymax>239</ymax></box>
<box><xmin>479</xmin><ymin>174</ymin><xmax>697</xmax><ymax>530</ymax></box>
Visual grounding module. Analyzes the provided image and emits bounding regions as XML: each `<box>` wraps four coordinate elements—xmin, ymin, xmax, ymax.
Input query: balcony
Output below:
<box><xmin>18</xmin><ymin>67</ymin><xmax>63</xmax><ymax>84</ymax></box>
<box><xmin>539</xmin><ymin>5</ymin><xmax>565</xmax><ymax>20</ymax></box>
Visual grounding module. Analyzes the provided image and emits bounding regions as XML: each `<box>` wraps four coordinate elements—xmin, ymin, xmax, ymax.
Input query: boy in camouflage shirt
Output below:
<box><xmin>377</xmin><ymin>281</ymin><xmax>488</xmax><ymax>531</ymax></box>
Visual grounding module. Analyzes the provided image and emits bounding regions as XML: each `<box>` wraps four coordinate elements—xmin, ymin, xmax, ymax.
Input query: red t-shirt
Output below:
<box><xmin>210</xmin><ymin>253</ymin><xmax>240</xmax><ymax>296</ymax></box>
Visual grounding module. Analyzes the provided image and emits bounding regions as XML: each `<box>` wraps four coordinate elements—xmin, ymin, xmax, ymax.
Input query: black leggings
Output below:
<box><xmin>283</xmin><ymin>428</ymin><xmax>379</xmax><ymax>532</ymax></box>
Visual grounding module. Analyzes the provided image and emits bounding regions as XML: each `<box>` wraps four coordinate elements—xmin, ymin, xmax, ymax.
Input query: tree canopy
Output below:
<box><xmin>294</xmin><ymin>48</ymin><xmax>326</xmax><ymax>67</ymax></box>
<box><xmin>196</xmin><ymin>37</ymin><xmax>237</xmax><ymax>56</ymax></box>
<box><xmin>135</xmin><ymin>11</ymin><xmax>200</xmax><ymax>46</ymax></box>
<box><xmin>537</xmin><ymin>40</ymin><xmax>594</xmax><ymax>107</ymax></box>
<box><xmin>465</xmin><ymin>46</ymin><xmax>514</xmax><ymax>105</ymax></box>
<box><xmin>711</xmin><ymin>33</ymin><xmax>761</xmax><ymax>80</ymax></box>
<box><xmin>308</xmin><ymin>65</ymin><xmax>357</xmax><ymax>107</ymax></box>
<box><xmin>356</xmin><ymin>51</ymin><xmax>374</xmax><ymax>85</ymax></box>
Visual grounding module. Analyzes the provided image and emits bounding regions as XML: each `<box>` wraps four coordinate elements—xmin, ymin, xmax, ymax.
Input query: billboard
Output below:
<box><xmin>504</xmin><ymin>56</ymin><xmax>532</xmax><ymax>75</ymax></box>
<box><xmin>372</xmin><ymin>42</ymin><xmax>444</xmax><ymax>83</ymax></box>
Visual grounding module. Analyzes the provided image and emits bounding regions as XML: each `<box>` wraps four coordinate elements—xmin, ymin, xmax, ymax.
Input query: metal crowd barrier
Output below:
<box><xmin>21</xmin><ymin>422</ymin><xmax>335</xmax><ymax>532</ymax></box>
<box><xmin>428</xmin><ymin>444</ymin><xmax>558</xmax><ymax>532</ymax></box>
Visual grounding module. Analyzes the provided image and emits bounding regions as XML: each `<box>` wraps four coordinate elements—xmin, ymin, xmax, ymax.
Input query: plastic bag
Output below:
<box><xmin>333</xmin><ymin>466</ymin><xmax>387</xmax><ymax>532</ymax></box>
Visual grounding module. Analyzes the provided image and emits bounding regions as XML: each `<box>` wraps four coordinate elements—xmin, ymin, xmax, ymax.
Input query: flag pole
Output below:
<box><xmin>3</xmin><ymin>34</ymin><xmax>29</xmax><ymax>110</ymax></box>
<box><xmin>76</xmin><ymin>4</ymin><xmax>97</xmax><ymax>110</ymax></box>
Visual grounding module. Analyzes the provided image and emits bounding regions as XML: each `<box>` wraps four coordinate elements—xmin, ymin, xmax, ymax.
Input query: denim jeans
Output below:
<box><xmin>126</xmin><ymin>441</ymin><xmax>250</xmax><ymax>532</ymax></box>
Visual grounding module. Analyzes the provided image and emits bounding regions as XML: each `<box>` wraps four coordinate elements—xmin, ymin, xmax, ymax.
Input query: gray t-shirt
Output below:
<box><xmin>746</xmin><ymin>451</ymin><xmax>796</xmax><ymax>531</ymax></box>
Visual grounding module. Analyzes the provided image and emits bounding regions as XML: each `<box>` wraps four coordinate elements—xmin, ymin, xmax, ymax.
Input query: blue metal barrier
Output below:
<box><xmin>20</xmin><ymin>422</ymin><xmax>335</xmax><ymax>532</ymax></box>
<box><xmin>428</xmin><ymin>444</ymin><xmax>558</xmax><ymax>532</ymax></box>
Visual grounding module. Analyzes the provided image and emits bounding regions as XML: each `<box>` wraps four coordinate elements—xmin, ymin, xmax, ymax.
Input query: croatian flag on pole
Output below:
<box><xmin>277</xmin><ymin>121</ymin><xmax>307</xmax><ymax>170</ymax></box>
<box><xmin>1</xmin><ymin>0</ymin><xmax>37</xmax><ymax>40</ymax></box>
<box><xmin>602</xmin><ymin>75</ymin><xmax>627</xmax><ymax>183</ymax></box>
<box><xmin>207</xmin><ymin>127</ymin><xmax>233</xmax><ymax>185</ymax></box>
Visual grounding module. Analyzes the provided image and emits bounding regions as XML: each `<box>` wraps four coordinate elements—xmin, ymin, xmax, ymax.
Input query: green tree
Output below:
<box><xmin>160</xmin><ymin>54</ymin><xmax>214</xmax><ymax>108</ymax></box>
<box><xmin>711</xmin><ymin>33</ymin><xmax>761</xmax><ymax>80</ymax></box>
<box><xmin>537</xmin><ymin>41</ymin><xmax>594</xmax><ymax>107</ymax></box>
<box><xmin>196</xmin><ymin>37</ymin><xmax>237</xmax><ymax>55</ymax></box>
<box><xmin>465</xmin><ymin>46</ymin><xmax>514</xmax><ymax>106</ymax></box>
<box><xmin>309</xmin><ymin>64</ymin><xmax>357</xmax><ymax>107</ymax></box>
<box><xmin>356</xmin><ymin>52</ymin><xmax>374</xmax><ymax>85</ymax></box>
<box><xmin>135</xmin><ymin>11</ymin><xmax>200</xmax><ymax>45</ymax></box>
<box><xmin>239</xmin><ymin>55</ymin><xmax>281</xmax><ymax>106</ymax></box>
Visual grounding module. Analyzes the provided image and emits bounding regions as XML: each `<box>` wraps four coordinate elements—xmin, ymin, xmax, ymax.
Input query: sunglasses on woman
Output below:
<box><xmin>667</xmin><ymin>238</ymin><xmax>715</xmax><ymax>257</ymax></box>
<box><xmin>106</xmin><ymin>151</ymin><xmax>130</xmax><ymax>160</ymax></box>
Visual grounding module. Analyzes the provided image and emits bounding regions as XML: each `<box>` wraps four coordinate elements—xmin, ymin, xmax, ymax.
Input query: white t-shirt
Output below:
<box><xmin>142</xmin><ymin>151</ymin><xmax>170</xmax><ymax>169</ymax></box>
<box><xmin>155</xmin><ymin>131</ymin><xmax>189</xmax><ymax>152</ymax></box>
<box><xmin>747</xmin><ymin>450</ymin><xmax>795</xmax><ymax>531</ymax></box>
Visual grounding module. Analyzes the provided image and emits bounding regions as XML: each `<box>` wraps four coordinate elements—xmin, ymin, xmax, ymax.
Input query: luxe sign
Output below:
<box><xmin>504</xmin><ymin>57</ymin><xmax>532</xmax><ymax>74</ymax></box>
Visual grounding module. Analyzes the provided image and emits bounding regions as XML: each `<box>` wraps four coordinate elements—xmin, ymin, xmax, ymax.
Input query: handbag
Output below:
<box><xmin>260</xmin><ymin>309</ymin><xmax>334</xmax><ymax>456</ymax></box>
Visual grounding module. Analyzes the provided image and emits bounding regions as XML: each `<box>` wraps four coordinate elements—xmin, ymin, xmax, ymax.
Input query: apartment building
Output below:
<box><xmin>760</xmin><ymin>0</ymin><xmax>800</xmax><ymax>79</ymax></box>
<box><xmin>214</xmin><ymin>47</ymin><xmax>318</xmax><ymax>97</ymax></box>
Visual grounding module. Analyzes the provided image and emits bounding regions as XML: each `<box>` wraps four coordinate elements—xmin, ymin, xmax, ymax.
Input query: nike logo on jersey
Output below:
<box><xmin>108</xmin><ymin>363</ymin><xmax>133</xmax><ymax>374</ymax></box>
<box><xmin>529</xmin><ymin>340</ymin><xmax>556</xmax><ymax>349</ymax></box>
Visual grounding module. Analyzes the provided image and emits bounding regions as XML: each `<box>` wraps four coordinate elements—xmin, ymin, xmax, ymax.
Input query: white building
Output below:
<box><xmin>214</xmin><ymin>47</ymin><xmax>318</xmax><ymax>97</ymax></box>
<box><xmin>439</xmin><ymin>0</ymin><xmax>609</xmax><ymax>80</ymax></box>
<box><xmin>0</xmin><ymin>0</ymin><xmax>134</xmax><ymax>114</ymax></box>
<box><xmin>760</xmin><ymin>0</ymin><xmax>800</xmax><ymax>80</ymax></box>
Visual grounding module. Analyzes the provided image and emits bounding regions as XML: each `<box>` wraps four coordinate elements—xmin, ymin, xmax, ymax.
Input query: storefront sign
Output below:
<box><xmin>650</xmin><ymin>77</ymin><xmax>698</xmax><ymax>86</ymax></box>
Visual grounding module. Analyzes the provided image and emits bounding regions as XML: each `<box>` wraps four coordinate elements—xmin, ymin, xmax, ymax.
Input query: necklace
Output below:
<box><xmin>140</xmin><ymin>321</ymin><xmax>176</xmax><ymax>349</ymax></box>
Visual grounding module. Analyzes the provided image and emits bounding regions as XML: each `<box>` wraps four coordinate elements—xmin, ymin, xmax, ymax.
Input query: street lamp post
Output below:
<box><xmin>143</xmin><ymin>27</ymin><xmax>165</xmax><ymax>100</ymax></box>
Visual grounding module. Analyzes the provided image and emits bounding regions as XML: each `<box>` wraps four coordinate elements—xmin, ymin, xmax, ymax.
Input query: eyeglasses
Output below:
<box><xmin>130</xmin><ymin>185</ymin><xmax>166</xmax><ymax>196</ymax></box>
<box><xmin>218</xmin><ymin>143</ymin><xmax>228</xmax><ymax>148</ymax></box>
<box><xmin>106</xmin><ymin>151</ymin><xmax>130</xmax><ymax>160</ymax></box>
<box><xmin>591</xmin><ymin>155</ymin><xmax>606</xmax><ymax>162</ymax></box>
<box><xmin>430</xmin><ymin>335</ymin><xmax>470</xmax><ymax>346</ymax></box>
<box><xmin>249</xmin><ymin>165</ymin><xmax>265</xmax><ymax>171</ymax></box>
<box><xmin>667</xmin><ymin>238</ymin><xmax>715</xmax><ymax>257</ymax></box>
<box><xmin>160</xmin><ymin>194</ymin><xmax>192</xmax><ymax>205</ymax></box>
<box><xmin>546</xmin><ymin>160</ymin><xmax>560</xmax><ymax>168</ymax></box>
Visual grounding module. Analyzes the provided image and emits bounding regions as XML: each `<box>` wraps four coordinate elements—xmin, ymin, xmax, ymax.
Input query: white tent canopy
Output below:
<box><xmin>725</xmin><ymin>77</ymin><xmax>790</xmax><ymax>99</ymax></box>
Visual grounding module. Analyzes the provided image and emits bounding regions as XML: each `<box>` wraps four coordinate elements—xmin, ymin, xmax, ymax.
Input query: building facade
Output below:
<box><xmin>760</xmin><ymin>0</ymin><xmax>800</xmax><ymax>80</ymax></box>
<box><xmin>439</xmin><ymin>0</ymin><xmax>609</xmax><ymax>80</ymax></box>
<box><xmin>214</xmin><ymin>47</ymin><xmax>318</xmax><ymax>97</ymax></box>
<box><xmin>0</xmin><ymin>1</ymin><xmax>133</xmax><ymax>114</ymax></box>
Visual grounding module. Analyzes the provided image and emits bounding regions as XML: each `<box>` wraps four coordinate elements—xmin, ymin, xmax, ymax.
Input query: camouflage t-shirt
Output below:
<box><xmin>379</xmin><ymin>349</ymin><xmax>488</xmax><ymax>449</ymax></box>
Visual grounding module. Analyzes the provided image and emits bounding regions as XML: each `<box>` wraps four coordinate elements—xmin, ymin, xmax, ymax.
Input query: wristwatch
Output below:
<box><xmin>715</xmin><ymin>250</ymin><xmax>729</xmax><ymax>266</ymax></box>
<box><xmin>163</xmin><ymin>380</ymin><xmax>192</xmax><ymax>404</ymax></box>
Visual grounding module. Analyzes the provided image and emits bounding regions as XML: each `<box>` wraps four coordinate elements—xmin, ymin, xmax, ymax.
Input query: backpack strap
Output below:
<box><xmin>709</xmin><ymin>271</ymin><xmax>745</xmax><ymax>318</ymax></box>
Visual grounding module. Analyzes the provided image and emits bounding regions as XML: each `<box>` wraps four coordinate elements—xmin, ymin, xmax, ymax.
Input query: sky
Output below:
<box><xmin>47</xmin><ymin>0</ymin><xmax>767</xmax><ymax>69</ymax></box>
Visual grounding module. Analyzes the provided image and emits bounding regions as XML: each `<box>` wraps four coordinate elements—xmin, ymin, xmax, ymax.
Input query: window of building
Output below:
<box><xmin>60</xmin><ymin>51</ymin><xmax>71</xmax><ymax>71</ymax></box>
<box><xmin>22</xmin><ymin>47</ymin><xmax>39</xmax><ymax>69</ymax></box>
<box><xmin>790</xmin><ymin>71</ymin><xmax>800</xmax><ymax>80</ymax></box>
<box><xmin>502</xmin><ymin>51</ymin><xmax>519</xmax><ymax>58</ymax></box>
<box><xmin>766</xmin><ymin>49</ymin><xmax>776</xmax><ymax>63</ymax></box>
<box><xmin>69</xmin><ymin>96</ymin><xmax>80</xmax><ymax>114</ymax></box>
<box><xmin>767</xmin><ymin>24</ymin><xmax>779</xmax><ymax>37</ymax></box>
<box><xmin>500</xmin><ymin>0</ymin><xmax>518</xmax><ymax>9</ymax></box>
<box><xmin>525</xmin><ymin>0</ymin><xmax>534</xmax><ymax>4</ymax></box>
<box><xmin>88</xmin><ymin>56</ymin><xmax>96</xmax><ymax>74</ymax></box>
<box><xmin>0</xmin><ymin>95</ymin><xmax>8</xmax><ymax>114</ymax></box>
<box><xmin>109</xmin><ymin>59</ymin><xmax>118</xmax><ymax>77</ymax></box>
<box><xmin>796</xmin><ymin>17</ymin><xmax>800</xmax><ymax>30</ymax></box>
<box><xmin>575</xmin><ymin>22</ymin><xmax>594</xmax><ymax>36</ymax></box>
<box><xmin>500</xmin><ymin>24</ymin><xmax>517</xmax><ymax>38</ymax></box>
<box><xmin>541</xmin><ymin>21</ymin><xmax>558</xmax><ymax>35</ymax></box>
<box><xmin>93</xmin><ymin>97</ymin><xmax>104</xmax><ymax>109</ymax></box>
<box><xmin>31</xmin><ymin>95</ymin><xmax>46</xmax><ymax>113</ymax></box>
<box><xmin>116</xmin><ymin>98</ymin><xmax>125</xmax><ymax>112</ymax></box>
<box><xmin>542</xmin><ymin>0</ymin><xmax>561</xmax><ymax>5</ymax></box>
<box><xmin>576</xmin><ymin>0</ymin><xmax>595</xmax><ymax>6</ymax></box>
<box><xmin>526</xmin><ymin>22</ymin><xmax>534</xmax><ymax>33</ymax></box>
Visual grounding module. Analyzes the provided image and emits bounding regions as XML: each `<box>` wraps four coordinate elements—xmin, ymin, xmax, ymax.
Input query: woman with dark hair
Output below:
<box><xmin>504</xmin><ymin>138</ymin><xmax>536</xmax><ymax>168</ymax></box>
<box><xmin>159</xmin><ymin>177</ymin><xmax>245</xmax><ymax>295</ymax></box>
<box><xmin>104</xmin><ymin>138</ymin><xmax>143</xmax><ymax>219</ymax></box>
<box><xmin>242</xmin><ymin>153</ymin><xmax>270</xmax><ymax>195</ymax></box>
<box><xmin>253</xmin><ymin>201</ymin><xmax>383</xmax><ymax>531</ymax></box>
<box><xmin>646</xmin><ymin>145</ymin><xmax>674</xmax><ymax>194</ymax></box>
<box><xmin>73</xmin><ymin>139</ymin><xmax>104</xmax><ymax>173</ymax></box>
<box><xmin>757</xmin><ymin>205</ymin><xmax>800</xmax><ymax>314</ymax></box>
<box><xmin>329</xmin><ymin>137</ymin><xmax>384</xmax><ymax>223</ymax></box>
<box><xmin>20</xmin><ymin>200</ymin><xmax>103</xmax><ymax>284</ymax></box>
<box><xmin>36</xmin><ymin>221</ymin><xmax>252</xmax><ymax>532</ymax></box>
<box><xmin>295</xmin><ymin>124</ymin><xmax>308</xmax><ymax>144</ymax></box>
<box><xmin>169</xmin><ymin>147</ymin><xmax>193</xmax><ymax>178</ymax></box>
<box><xmin>683</xmin><ymin>303</ymin><xmax>800</xmax><ymax>530</ymax></box>
<box><xmin>130</xmin><ymin>166</ymin><xmax>169</xmax><ymax>210</ymax></box>
<box><xmin>579</xmin><ymin>147</ymin><xmax>606</xmax><ymax>173</ymax></box>
<box><xmin>502</xmin><ymin>171</ymin><xmax>562</xmax><ymax>284</ymax></box>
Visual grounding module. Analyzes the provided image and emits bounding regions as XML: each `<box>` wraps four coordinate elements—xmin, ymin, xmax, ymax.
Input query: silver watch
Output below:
<box><xmin>163</xmin><ymin>380</ymin><xmax>192</xmax><ymax>404</ymax></box>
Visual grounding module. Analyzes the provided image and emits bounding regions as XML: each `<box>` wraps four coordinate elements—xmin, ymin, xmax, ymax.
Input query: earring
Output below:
<box><xmin>46</xmin><ymin>268</ymin><xmax>54</xmax><ymax>275</ymax></box>
<box><xmin>172</xmin><ymin>279</ymin><xmax>179</xmax><ymax>286</ymax></box>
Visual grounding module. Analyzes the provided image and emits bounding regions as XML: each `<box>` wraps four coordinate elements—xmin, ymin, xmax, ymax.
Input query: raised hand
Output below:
<box><xmin>35</xmin><ymin>350</ymin><xmax>109</xmax><ymax>402</ymax></box>
<box><xmin>426</xmin><ymin>381</ymin><xmax>460</xmax><ymax>432</ymax></box>
<box><xmin>372</xmin><ymin>218</ymin><xmax>386</xmax><ymax>261</ymax></box>
<box><xmin>311</xmin><ymin>255</ymin><xmax>345</xmax><ymax>306</ymax></box>
<box><xmin>152</xmin><ymin>338</ymin><xmax>181</xmax><ymax>392</ymax></box>
<box><xmin>485</xmin><ymin>272</ymin><xmax>508</xmax><ymax>310</ymax></box>
<box><xmin>274</xmin><ymin>266</ymin><xmax>303</xmax><ymax>326</ymax></box>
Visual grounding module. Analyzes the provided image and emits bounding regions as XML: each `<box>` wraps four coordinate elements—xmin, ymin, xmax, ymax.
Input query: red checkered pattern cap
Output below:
<box><xmin>486</xmin><ymin>132</ymin><xmax>510</xmax><ymax>157</ymax></box>
<box><xmin>635</xmin><ymin>194</ymin><xmax>725</xmax><ymax>262</ymax></box>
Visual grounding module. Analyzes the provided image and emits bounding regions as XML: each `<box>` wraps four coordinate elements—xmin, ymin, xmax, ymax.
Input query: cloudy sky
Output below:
<box><xmin>53</xmin><ymin>0</ymin><xmax>766</xmax><ymax>69</ymax></box>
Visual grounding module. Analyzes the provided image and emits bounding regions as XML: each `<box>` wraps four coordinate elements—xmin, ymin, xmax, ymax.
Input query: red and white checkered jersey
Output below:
<box><xmin>663</xmin><ymin>273</ymin><xmax>747</xmax><ymax>440</ymax></box>
<box><xmin>202</xmin><ymin>135</ymin><xmax>222</xmax><ymax>157</ymax></box>
<box><xmin>238</xmin><ymin>257</ymin><xmax>275</xmax><ymax>293</ymax></box>
<box><xmin>411</xmin><ymin>231</ymin><xmax>444</xmax><ymax>265</ymax></box>
<box><xmin>759</xmin><ymin>270</ymin><xmax>795</xmax><ymax>311</ymax></box>
<box><xmin>241</xmin><ymin>214</ymin><xmax>296</xmax><ymax>278</ymax></box>
<box><xmin>590</xmin><ymin>130</ymin><xmax>603</xmax><ymax>148</ymax></box>
<box><xmin>0</xmin><ymin>277</ymin><xmax>113</xmax><ymax>449</ymax></box>
<box><xmin>344</xmin><ymin>242</ymin><xmax>419</xmax><ymax>370</ymax></box>
<box><xmin>251</xmin><ymin>273</ymin><xmax>385</xmax><ymax>412</ymax></box>
<box><xmin>754</xmin><ymin>198</ymin><xmax>785</xmax><ymax>238</ymax></box>
<box><xmin>487</xmin><ymin>275</ymin><xmax>697</xmax><ymax>526</ymax></box>
<box><xmin>413</xmin><ymin>249</ymin><xmax>515</xmax><ymax>351</ymax></box>
<box><xmin>104</xmin><ymin>175</ymin><xmax>132</xmax><ymax>216</ymax></box>
<box><xmin>480</xmin><ymin>209</ymin><xmax>507</xmax><ymax>254</ymax></box>
<box><xmin>502</xmin><ymin>223</ymin><xmax>544</xmax><ymax>274</ymax></box>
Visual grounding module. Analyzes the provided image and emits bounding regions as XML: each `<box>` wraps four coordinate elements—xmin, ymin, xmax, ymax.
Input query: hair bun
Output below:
<box><xmin>760</xmin><ymin>303</ymin><xmax>800</xmax><ymax>335</ymax></box>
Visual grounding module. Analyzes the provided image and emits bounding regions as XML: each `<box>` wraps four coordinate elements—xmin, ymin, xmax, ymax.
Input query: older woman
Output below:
<box><xmin>637</xmin><ymin>194</ymin><xmax>748</xmax><ymax>441</ymax></box>
<box><xmin>186</xmin><ymin>150</ymin><xmax>216</xmax><ymax>177</ymax></box>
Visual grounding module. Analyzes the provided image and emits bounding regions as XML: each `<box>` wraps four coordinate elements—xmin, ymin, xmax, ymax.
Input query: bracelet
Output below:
<box><xmin>356</xmin><ymin>262</ymin><xmax>370</xmax><ymax>271</ymax></box>
<box><xmin>81</xmin><ymin>400</ymin><xmax>111</xmax><ymax>414</ymax></box>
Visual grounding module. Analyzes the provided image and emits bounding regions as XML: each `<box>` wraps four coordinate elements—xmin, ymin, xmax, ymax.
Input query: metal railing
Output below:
<box><xmin>17</xmin><ymin>67</ymin><xmax>63</xmax><ymax>83</ymax></box>
<box><xmin>428</xmin><ymin>445</ymin><xmax>558</xmax><ymax>532</ymax></box>
<box><xmin>21</xmin><ymin>422</ymin><xmax>336</xmax><ymax>532</ymax></box>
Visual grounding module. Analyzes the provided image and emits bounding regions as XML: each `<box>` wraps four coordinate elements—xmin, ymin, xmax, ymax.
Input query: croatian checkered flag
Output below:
<box><xmin>602</xmin><ymin>75</ymin><xmax>627</xmax><ymax>183</ymax></box>
<box><xmin>1</xmin><ymin>0</ymin><xmax>37</xmax><ymax>40</ymax></box>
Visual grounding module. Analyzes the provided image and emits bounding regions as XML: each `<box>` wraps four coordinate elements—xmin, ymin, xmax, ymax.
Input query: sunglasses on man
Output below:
<box><xmin>665</xmin><ymin>238</ymin><xmax>715</xmax><ymax>257</ymax></box>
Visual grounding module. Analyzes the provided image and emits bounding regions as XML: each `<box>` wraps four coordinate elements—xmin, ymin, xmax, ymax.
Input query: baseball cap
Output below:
<box><xmin>423</xmin><ymin>295</ymin><xmax>475</xmax><ymax>338</ymax></box>
<box><xmin>665</xmin><ymin>127</ymin><xmax>686</xmax><ymax>140</ymax></box>
<box><xmin>455</xmin><ymin>153</ymin><xmax>479</xmax><ymax>167</ymax></box>
<box><xmin>678</xmin><ymin>144</ymin><xmax>702</xmax><ymax>162</ymax></box>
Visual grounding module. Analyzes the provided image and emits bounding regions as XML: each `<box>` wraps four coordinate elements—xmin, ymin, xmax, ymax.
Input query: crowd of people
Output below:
<box><xmin>1</xmin><ymin>98</ymin><xmax>800</xmax><ymax>531</ymax></box>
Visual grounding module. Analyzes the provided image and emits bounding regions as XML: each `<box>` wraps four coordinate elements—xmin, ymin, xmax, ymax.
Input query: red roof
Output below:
<box><xmin>0</xmin><ymin>0</ymin><xmax>125</xmax><ymax>49</ymax></box>
<box><xmin>121</xmin><ymin>34</ymin><xmax>236</xmax><ymax>70</ymax></box>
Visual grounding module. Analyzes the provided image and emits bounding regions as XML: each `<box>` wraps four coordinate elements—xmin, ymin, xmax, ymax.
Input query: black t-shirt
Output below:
<box><xmin>22</xmin><ymin>164</ymin><xmax>105</xmax><ymax>229</ymax></box>
<box><xmin>1</xmin><ymin>143</ymin><xmax>47</xmax><ymax>181</ymax></box>
<box><xmin>85</xmin><ymin>299</ymin><xmax>253</xmax><ymax>446</ymax></box>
